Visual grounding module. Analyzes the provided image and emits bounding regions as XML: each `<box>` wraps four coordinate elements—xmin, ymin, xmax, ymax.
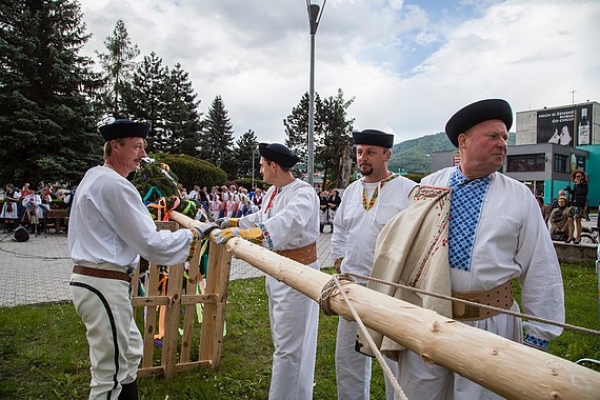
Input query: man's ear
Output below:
<box><xmin>383</xmin><ymin>149</ymin><xmax>391</xmax><ymax>161</ymax></box>
<box><xmin>458</xmin><ymin>134</ymin><xmax>467</xmax><ymax>149</ymax></box>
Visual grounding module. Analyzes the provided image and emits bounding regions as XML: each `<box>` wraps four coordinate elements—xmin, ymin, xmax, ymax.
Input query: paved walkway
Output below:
<box><xmin>0</xmin><ymin>230</ymin><xmax>334</xmax><ymax>307</ymax></box>
<box><xmin>1</xmin><ymin>216</ymin><xmax>596</xmax><ymax>308</ymax></box>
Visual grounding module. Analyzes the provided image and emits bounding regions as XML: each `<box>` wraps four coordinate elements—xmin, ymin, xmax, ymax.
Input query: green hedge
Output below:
<box><xmin>149</xmin><ymin>154</ymin><xmax>227</xmax><ymax>190</ymax></box>
<box><xmin>235</xmin><ymin>178</ymin><xmax>268</xmax><ymax>191</ymax></box>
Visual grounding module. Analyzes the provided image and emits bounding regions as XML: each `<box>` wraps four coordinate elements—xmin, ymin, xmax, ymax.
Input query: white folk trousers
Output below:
<box><xmin>71</xmin><ymin>274</ymin><xmax>143</xmax><ymax>400</ymax></box>
<box><xmin>336</xmin><ymin>318</ymin><xmax>398</xmax><ymax>400</ymax></box>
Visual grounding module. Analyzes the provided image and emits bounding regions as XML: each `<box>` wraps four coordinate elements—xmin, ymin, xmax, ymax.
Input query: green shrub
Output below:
<box><xmin>234</xmin><ymin>178</ymin><xmax>268</xmax><ymax>191</ymax></box>
<box><xmin>149</xmin><ymin>154</ymin><xmax>227</xmax><ymax>190</ymax></box>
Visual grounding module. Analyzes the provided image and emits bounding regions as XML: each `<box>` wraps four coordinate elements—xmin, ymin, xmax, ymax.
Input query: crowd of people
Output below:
<box><xmin>0</xmin><ymin>181</ymin><xmax>75</xmax><ymax>235</ymax></box>
<box><xmin>182</xmin><ymin>184</ymin><xmax>264</xmax><ymax>222</ymax></box>
<box><xmin>318</xmin><ymin>189</ymin><xmax>341</xmax><ymax>233</ymax></box>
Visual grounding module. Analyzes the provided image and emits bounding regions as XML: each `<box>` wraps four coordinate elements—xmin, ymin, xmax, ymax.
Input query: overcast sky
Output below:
<box><xmin>78</xmin><ymin>0</ymin><xmax>600</xmax><ymax>146</ymax></box>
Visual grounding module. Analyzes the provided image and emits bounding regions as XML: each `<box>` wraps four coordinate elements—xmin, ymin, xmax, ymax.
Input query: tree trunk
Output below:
<box><xmin>171</xmin><ymin>212</ymin><xmax>600</xmax><ymax>400</ymax></box>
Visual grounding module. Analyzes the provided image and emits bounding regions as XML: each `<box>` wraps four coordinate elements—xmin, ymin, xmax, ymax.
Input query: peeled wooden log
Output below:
<box><xmin>170</xmin><ymin>211</ymin><xmax>600</xmax><ymax>399</ymax></box>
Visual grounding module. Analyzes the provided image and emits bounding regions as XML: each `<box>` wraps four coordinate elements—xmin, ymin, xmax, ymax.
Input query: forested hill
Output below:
<box><xmin>389</xmin><ymin>132</ymin><xmax>517</xmax><ymax>174</ymax></box>
<box><xmin>391</xmin><ymin>132</ymin><xmax>454</xmax><ymax>155</ymax></box>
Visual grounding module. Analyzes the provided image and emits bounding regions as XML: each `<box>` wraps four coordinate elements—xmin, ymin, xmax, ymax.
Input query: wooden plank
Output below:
<box><xmin>137</xmin><ymin>366</ymin><xmax>164</xmax><ymax>378</ymax></box>
<box><xmin>141</xmin><ymin>262</ymin><xmax>161</xmax><ymax>369</ymax></box>
<box><xmin>198</xmin><ymin>241</ymin><xmax>231</xmax><ymax>369</ymax></box>
<box><xmin>180</xmin><ymin>294</ymin><xmax>217</xmax><ymax>304</ymax></box>
<box><xmin>180</xmin><ymin>242</ymin><xmax>203</xmax><ymax>363</ymax></box>
<box><xmin>161</xmin><ymin>264</ymin><xmax>184</xmax><ymax>379</ymax></box>
<box><xmin>174</xmin><ymin>360</ymin><xmax>213</xmax><ymax>373</ymax></box>
<box><xmin>132</xmin><ymin>296</ymin><xmax>170</xmax><ymax>307</ymax></box>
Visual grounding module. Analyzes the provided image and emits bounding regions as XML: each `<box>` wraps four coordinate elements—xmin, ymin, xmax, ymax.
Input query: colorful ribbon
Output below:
<box><xmin>143</xmin><ymin>186</ymin><xmax>164</xmax><ymax>204</ymax></box>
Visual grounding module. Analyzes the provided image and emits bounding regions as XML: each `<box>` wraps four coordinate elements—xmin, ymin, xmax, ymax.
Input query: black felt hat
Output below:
<box><xmin>258</xmin><ymin>143</ymin><xmax>300</xmax><ymax>168</ymax></box>
<box><xmin>352</xmin><ymin>129</ymin><xmax>394</xmax><ymax>148</ymax></box>
<box><xmin>98</xmin><ymin>119</ymin><xmax>151</xmax><ymax>142</ymax></box>
<box><xmin>444</xmin><ymin>99</ymin><xmax>513</xmax><ymax>147</ymax></box>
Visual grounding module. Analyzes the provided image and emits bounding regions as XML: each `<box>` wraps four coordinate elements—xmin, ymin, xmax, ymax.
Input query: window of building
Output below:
<box><xmin>554</xmin><ymin>154</ymin><xmax>568</xmax><ymax>173</ymax></box>
<box><xmin>522</xmin><ymin>181</ymin><xmax>545</xmax><ymax>198</ymax></box>
<box><xmin>576</xmin><ymin>155</ymin><xmax>586</xmax><ymax>170</ymax></box>
<box><xmin>507</xmin><ymin>154</ymin><xmax>545</xmax><ymax>172</ymax></box>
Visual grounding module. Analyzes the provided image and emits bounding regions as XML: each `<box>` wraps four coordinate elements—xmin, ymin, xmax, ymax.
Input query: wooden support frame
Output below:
<box><xmin>131</xmin><ymin>221</ymin><xmax>231</xmax><ymax>378</ymax></box>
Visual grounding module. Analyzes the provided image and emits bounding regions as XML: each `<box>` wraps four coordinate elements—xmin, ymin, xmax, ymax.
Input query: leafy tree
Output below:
<box><xmin>234</xmin><ymin>130</ymin><xmax>259</xmax><ymax>179</ymax></box>
<box><xmin>284</xmin><ymin>90</ymin><xmax>355</xmax><ymax>187</ymax></box>
<box><xmin>163</xmin><ymin>63</ymin><xmax>202</xmax><ymax>155</ymax></box>
<box><xmin>0</xmin><ymin>0</ymin><xmax>102</xmax><ymax>185</ymax></box>
<box><xmin>95</xmin><ymin>20</ymin><xmax>140</xmax><ymax>118</ymax></box>
<box><xmin>122</xmin><ymin>51</ymin><xmax>168</xmax><ymax>152</ymax></box>
<box><xmin>318</xmin><ymin>89</ymin><xmax>355</xmax><ymax>188</ymax></box>
<box><xmin>198</xmin><ymin>95</ymin><xmax>235</xmax><ymax>169</ymax></box>
<box><xmin>283</xmin><ymin>92</ymin><xmax>323</xmax><ymax>168</ymax></box>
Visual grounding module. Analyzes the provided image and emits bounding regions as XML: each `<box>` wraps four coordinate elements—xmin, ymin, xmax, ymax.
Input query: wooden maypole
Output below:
<box><xmin>171</xmin><ymin>211</ymin><xmax>600</xmax><ymax>399</ymax></box>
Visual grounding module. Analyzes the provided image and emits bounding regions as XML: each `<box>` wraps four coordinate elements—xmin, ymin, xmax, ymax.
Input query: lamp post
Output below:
<box><xmin>306</xmin><ymin>0</ymin><xmax>326</xmax><ymax>187</ymax></box>
<box><xmin>251</xmin><ymin>145</ymin><xmax>257</xmax><ymax>189</ymax></box>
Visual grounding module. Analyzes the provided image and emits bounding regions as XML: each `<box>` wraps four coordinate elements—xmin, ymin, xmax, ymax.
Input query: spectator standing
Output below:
<box><xmin>22</xmin><ymin>190</ymin><xmax>42</xmax><ymax>236</ymax></box>
<box><xmin>331</xmin><ymin>129</ymin><xmax>417</xmax><ymax>400</ymax></box>
<box><xmin>319</xmin><ymin>190</ymin><xmax>330</xmax><ymax>233</ymax></box>
<box><xmin>398</xmin><ymin>99</ymin><xmax>564</xmax><ymax>399</ymax></box>
<box><xmin>564</xmin><ymin>170</ymin><xmax>589</xmax><ymax>244</ymax></box>
<box><xmin>326</xmin><ymin>189</ymin><xmax>341</xmax><ymax>232</ymax></box>
<box><xmin>216</xmin><ymin>143</ymin><xmax>320</xmax><ymax>400</ymax></box>
<box><xmin>535</xmin><ymin>195</ymin><xmax>549</xmax><ymax>222</ymax></box>
<box><xmin>68</xmin><ymin>119</ymin><xmax>208</xmax><ymax>400</ymax></box>
<box><xmin>1</xmin><ymin>184</ymin><xmax>20</xmax><ymax>231</ymax></box>
<box><xmin>198</xmin><ymin>186</ymin><xmax>209</xmax><ymax>213</ymax></box>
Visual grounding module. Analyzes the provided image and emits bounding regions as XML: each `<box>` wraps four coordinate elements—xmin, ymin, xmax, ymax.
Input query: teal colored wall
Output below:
<box><xmin>576</xmin><ymin>145</ymin><xmax>600</xmax><ymax>209</ymax></box>
<box><xmin>544</xmin><ymin>180</ymin><xmax>572</xmax><ymax>204</ymax></box>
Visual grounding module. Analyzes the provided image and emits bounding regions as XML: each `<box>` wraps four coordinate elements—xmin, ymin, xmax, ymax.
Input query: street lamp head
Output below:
<box><xmin>306</xmin><ymin>0</ymin><xmax>326</xmax><ymax>34</ymax></box>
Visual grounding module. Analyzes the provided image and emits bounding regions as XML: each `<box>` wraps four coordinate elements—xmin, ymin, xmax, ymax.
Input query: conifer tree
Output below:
<box><xmin>199</xmin><ymin>95</ymin><xmax>235</xmax><ymax>169</ymax></box>
<box><xmin>96</xmin><ymin>20</ymin><xmax>140</xmax><ymax>118</ymax></box>
<box><xmin>0</xmin><ymin>0</ymin><xmax>102</xmax><ymax>184</ymax></box>
<box><xmin>234</xmin><ymin>130</ymin><xmax>259</xmax><ymax>179</ymax></box>
<box><xmin>122</xmin><ymin>52</ymin><xmax>168</xmax><ymax>152</ymax></box>
<box><xmin>163</xmin><ymin>63</ymin><xmax>202</xmax><ymax>155</ymax></box>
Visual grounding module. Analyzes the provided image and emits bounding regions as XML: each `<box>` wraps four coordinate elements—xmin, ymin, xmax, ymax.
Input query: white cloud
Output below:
<box><xmin>79</xmin><ymin>0</ymin><xmax>600</xmax><ymax>146</ymax></box>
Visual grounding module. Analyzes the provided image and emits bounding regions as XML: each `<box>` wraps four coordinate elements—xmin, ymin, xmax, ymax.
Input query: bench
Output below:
<box><xmin>44</xmin><ymin>209</ymin><xmax>68</xmax><ymax>235</ymax></box>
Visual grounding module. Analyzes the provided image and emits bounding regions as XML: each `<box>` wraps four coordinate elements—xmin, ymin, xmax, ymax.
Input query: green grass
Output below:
<box><xmin>0</xmin><ymin>264</ymin><xmax>598</xmax><ymax>399</ymax></box>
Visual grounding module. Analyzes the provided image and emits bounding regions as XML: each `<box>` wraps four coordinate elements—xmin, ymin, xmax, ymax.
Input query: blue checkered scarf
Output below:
<box><xmin>448</xmin><ymin>167</ymin><xmax>492</xmax><ymax>271</ymax></box>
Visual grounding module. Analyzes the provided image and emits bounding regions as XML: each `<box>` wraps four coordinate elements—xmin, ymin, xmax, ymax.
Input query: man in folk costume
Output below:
<box><xmin>69</xmin><ymin>118</ymin><xmax>212</xmax><ymax>400</ymax></box>
<box><xmin>377</xmin><ymin>99</ymin><xmax>564</xmax><ymax>399</ymax></box>
<box><xmin>216</xmin><ymin>143</ymin><xmax>320</xmax><ymax>400</ymax></box>
<box><xmin>331</xmin><ymin>129</ymin><xmax>417</xmax><ymax>400</ymax></box>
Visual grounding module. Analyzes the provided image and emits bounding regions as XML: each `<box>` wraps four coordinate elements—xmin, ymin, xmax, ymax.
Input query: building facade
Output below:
<box><xmin>431</xmin><ymin>101</ymin><xmax>599</xmax><ymax>208</ymax></box>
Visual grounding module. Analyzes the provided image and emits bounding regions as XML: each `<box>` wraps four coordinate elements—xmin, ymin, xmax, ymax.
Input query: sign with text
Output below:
<box><xmin>536</xmin><ymin>107</ymin><xmax>575</xmax><ymax>146</ymax></box>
